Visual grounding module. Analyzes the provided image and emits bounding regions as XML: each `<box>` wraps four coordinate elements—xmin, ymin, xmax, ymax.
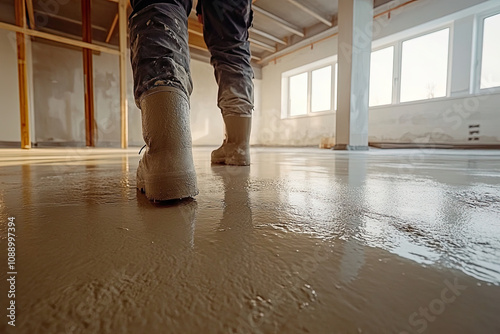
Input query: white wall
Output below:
<box><xmin>260</xmin><ymin>41</ymin><xmax>337</xmax><ymax>146</ymax></box>
<box><xmin>128</xmin><ymin>58</ymin><xmax>262</xmax><ymax>147</ymax></box>
<box><xmin>31</xmin><ymin>41</ymin><xmax>86</xmax><ymax>144</ymax></box>
<box><xmin>127</xmin><ymin>50</ymin><xmax>143</xmax><ymax>147</ymax></box>
<box><xmin>257</xmin><ymin>0</ymin><xmax>500</xmax><ymax>146</ymax></box>
<box><xmin>189</xmin><ymin>59</ymin><xmax>223</xmax><ymax>146</ymax></box>
<box><xmin>0</xmin><ymin>29</ymin><xmax>21</xmax><ymax>143</ymax></box>
<box><xmin>369</xmin><ymin>0</ymin><xmax>500</xmax><ymax>145</ymax></box>
<box><xmin>189</xmin><ymin>58</ymin><xmax>262</xmax><ymax>146</ymax></box>
<box><xmin>93</xmin><ymin>52</ymin><xmax>121</xmax><ymax>146</ymax></box>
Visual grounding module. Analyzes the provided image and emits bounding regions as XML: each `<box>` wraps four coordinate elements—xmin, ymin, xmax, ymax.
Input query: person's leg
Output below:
<box><xmin>130</xmin><ymin>0</ymin><xmax>198</xmax><ymax>201</ymax></box>
<box><xmin>199</xmin><ymin>0</ymin><xmax>254</xmax><ymax>166</ymax></box>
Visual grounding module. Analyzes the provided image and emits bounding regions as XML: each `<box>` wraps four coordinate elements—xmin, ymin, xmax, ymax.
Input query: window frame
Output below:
<box><xmin>281</xmin><ymin>56</ymin><xmax>337</xmax><ymax>119</ymax></box>
<box><xmin>397</xmin><ymin>25</ymin><xmax>454</xmax><ymax>105</ymax></box>
<box><xmin>310</xmin><ymin>65</ymin><xmax>334</xmax><ymax>113</ymax></box>
<box><xmin>281</xmin><ymin>14</ymin><xmax>500</xmax><ymax>114</ymax></box>
<box><xmin>369</xmin><ymin>44</ymin><xmax>396</xmax><ymax>108</ymax></box>
<box><xmin>474</xmin><ymin>9</ymin><xmax>500</xmax><ymax>95</ymax></box>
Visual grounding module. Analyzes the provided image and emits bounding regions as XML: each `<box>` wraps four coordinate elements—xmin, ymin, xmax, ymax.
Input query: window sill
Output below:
<box><xmin>282</xmin><ymin>110</ymin><xmax>335</xmax><ymax>120</ymax></box>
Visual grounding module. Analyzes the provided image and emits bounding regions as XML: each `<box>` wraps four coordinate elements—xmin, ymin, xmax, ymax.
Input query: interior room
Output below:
<box><xmin>1</xmin><ymin>0</ymin><xmax>499</xmax><ymax>332</ymax></box>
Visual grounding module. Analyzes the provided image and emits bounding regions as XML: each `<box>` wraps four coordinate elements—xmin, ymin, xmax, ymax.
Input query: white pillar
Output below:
<box><xmin>335</xmin><ymin>0</ymin><xmax>373</xmax><ymax>151</ymax></box>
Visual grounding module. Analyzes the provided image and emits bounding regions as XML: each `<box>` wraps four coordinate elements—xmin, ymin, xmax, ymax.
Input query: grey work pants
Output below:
<box><xmin>129</xmin><ymin>0</ymin><xmax>254</xmax><ymax>117</ymax></box>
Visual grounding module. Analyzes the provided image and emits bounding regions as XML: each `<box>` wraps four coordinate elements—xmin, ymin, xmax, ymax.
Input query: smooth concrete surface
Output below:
<box><xmin>0</xmin><ymin>147</ymin><xmax>500</xmax><ymax>333</ymax></box>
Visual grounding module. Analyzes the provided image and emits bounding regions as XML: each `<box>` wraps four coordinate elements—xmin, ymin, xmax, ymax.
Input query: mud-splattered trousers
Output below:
<box><xmin>129</xmin><ymin>0</ymin><xmax>254</xmax><ymax>117</ymax></box>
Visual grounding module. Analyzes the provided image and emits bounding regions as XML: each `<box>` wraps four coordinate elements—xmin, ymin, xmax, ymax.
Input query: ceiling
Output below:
<box><xmin>0</xmin><ymin>0</ymin><xmax>396</xmax><ymax>65</ymax></box>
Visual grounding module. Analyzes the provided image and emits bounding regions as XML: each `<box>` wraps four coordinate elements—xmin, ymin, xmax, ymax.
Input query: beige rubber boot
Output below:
<box><xmin>137</xmin><ymin>86</ymin><xmax>198</xmax><ymax>201</ymax></box>
<box><xmin>211</xmin><ymin>116</ymin><xmax>251</xmax><ymax>166</ymax></box>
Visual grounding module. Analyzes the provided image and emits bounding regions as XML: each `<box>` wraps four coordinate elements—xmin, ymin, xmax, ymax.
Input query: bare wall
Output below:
<box><xmin>32</xmin><ymin>41</ymin><xmax>86</xmax><ymax>144</ymax></box>
<box><xmin>257</xmin><ymin>0</ymin><xmax>499</xmax><ymax>146</ymax></box>
<box><xmin>0</xmin><ymin>39</ymin><xmax>258</xmax><ymax>147</ymax></box>
<box><xmin>0</xmin><ymin>29</ymin><xmax>21</xmax><ymax>143</ymax></box>
<box><xmin>190</xmin><ymin>58</ymin><xmax>262</xmax><ymax>146</ymax></box>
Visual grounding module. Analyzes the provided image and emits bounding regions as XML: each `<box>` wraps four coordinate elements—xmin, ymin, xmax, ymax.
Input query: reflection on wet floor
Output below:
<box><xmin>0</xmin><ymin>147</ymin><xmax>499</xmax><ymax>333</ymax></box>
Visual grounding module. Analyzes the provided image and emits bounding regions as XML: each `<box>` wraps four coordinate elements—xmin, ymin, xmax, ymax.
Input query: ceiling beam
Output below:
<box><xmin>252</xmin><ymin>5</ymin><xmax>304</xmax><ymax>37</ymax></box>
<box><xmin>188</xmin><ymin>31</ymin><xmax>261</xmax><ymax>62</ymax></box>
<box><xmin>188</xmin><ymin>17</ymin><xmax>203</xmax><ymax>36</ymax></box>
<box><xmin>188</xmin><ymin>30</ymin><xmax>207</xmax><ymax>51</ymax></box>
<box><xmin>248</xmin><ymin>37</ymin><xmax>276</xmax><ymax>52</ymax></box>
<box><xmin>188</xmin><ymin>17</ymin><xmax>269</xmax><ymax>57</ymax></box>
<box><xmin>287</xmin><ymin>0</ymin><xmax>332</xmax><ymax>27</ymax></box>
<box><xmin>249</xmin><ymin>27</ymin><xmax>286</xmax><ymax>45</ymax></box>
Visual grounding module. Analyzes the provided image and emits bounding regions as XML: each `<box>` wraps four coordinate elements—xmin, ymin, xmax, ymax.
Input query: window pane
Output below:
<box><xmin>311</xmin><ymin>66</ymin><xmax>332</xmax><ymax>112</ymax></box>
<box><xmin>370</xmin><ymin>46</ymin><xmax>394</xmax><ymax>107</ymax></box>
<box><xmin>400</xmin><ymin>29</ymin><xmax>450</xmax><ymax>102</ymax></box>
<box><xmin>289</xmin><ymin>72</ymin><xmax>308</xmax><ymax>116</ymax></box>
<box><xmin>334</xmin><ymin>63</ymin><xmax>338</xmax><ymax>110</ymax></box>
<box><xmin>481</xmin><ymin>13</ymin><xmax>500</xmax><ymax>89</ymax></box>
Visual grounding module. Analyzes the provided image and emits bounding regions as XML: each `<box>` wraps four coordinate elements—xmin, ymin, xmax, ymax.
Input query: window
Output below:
<box><xmin>400</xmin><ymin>28</ymin><xmax>450</xmax><ymax>103</ymax></box>
<box><xmin>334</xmin><ymin>63</ymin><xmax>338</xmax><ymax>111</ymax></box>
<box><xmin>284</xmin><ymin>61</ymin><xmax>337</xmax><ymax>118</ymax></box>
<box><xmin>369</xmin><ymin>46</ymin><xmax>394</xmax><ymax>107</ymax></box>
<box><xmin>289</xmin><ymin>72</ymin><xmax>308</xmax><ymax>116</ymax></box>
<box><xmin>480</xmin><ymin>13</ymin><xmax>500</xmax><ymax>89</ymax></box>
<box><xmin>311</xmin><ymin>66</ymin><xmax>332</xmax><ymax>112</ymax></box>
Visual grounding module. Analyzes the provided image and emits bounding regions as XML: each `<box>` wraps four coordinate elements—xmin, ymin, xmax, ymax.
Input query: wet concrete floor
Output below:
<box><xmin>0</xmin><ymin>147</ymin><xmax>499</xmax><ymax>333</ymax></box>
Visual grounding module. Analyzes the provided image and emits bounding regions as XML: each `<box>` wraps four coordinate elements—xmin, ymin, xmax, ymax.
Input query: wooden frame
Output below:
<box><xmin>119</xmin><ymin>0</ymin><xmax>128</xmax><ymax>148</ymax></box>
<box><xmin>15</xmin><ymin>0</ymin><xmax>30</xmax><ymax>149</ymax></box>
<box><xmin>0</xmin><ymin>21</ymin><xmax>120</xmax><ymax>54</ymax></box>
<box><xmin>82</xmin><ymin>0</ymin><xmax>95</xmax><ymax>147</ymax></box>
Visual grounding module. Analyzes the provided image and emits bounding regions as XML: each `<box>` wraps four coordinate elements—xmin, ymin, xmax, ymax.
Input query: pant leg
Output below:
<box><xmin>200</xmin><ymin>0</ymin><xmax>254</xmax><ymax>117</ymax></box>
<box><xmin>129</xmin><ymin>0</ymin><xmax>193</xmax><ymax>108</ymax></box>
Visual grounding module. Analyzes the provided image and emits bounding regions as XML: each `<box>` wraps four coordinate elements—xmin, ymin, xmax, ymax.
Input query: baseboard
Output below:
<box><xmin>369</xmin><ymin>142</ymin><xmax>500</xmax><ymax>149</ymax></box>
<box><xmin>0</xmin><ymin>141</ymin><xmax>23</xmax><ymax>148</ymax></box>
<box><xmin>34</xmin><ymin>141</ymin><xmax>87</xmax><ymax>147</ymax></box>
<box><xmin>333</xmin><ymin>144</ymin><xmax>370</xmax><ymax>151</ymax></box>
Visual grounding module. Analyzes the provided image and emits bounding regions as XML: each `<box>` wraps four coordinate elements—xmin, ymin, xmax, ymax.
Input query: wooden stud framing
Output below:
<box><xmin>0</xmin><ymin>21</ymin><xmax>120</xmax><ymax>54</ymax></box>
<box><xmin>25</xmin><ymin>0</ymin><xmax>36</xmax><ymax>29</ymax></box>
<box><xmin>82</xmin><ymin>0</ymin><xmax>95</xmax><ymax>147</ymax></box>
<box><xmin>15</xmin><ymin>0</ymin><xmax>30</xmax><ymax>149</ymax></box>
<box><xmin>118</xmin><ymin>0</ymin><xmax>128</xmax><ymax>148</ymax></box>
<box><xmin>105</xmin><ymin>13</ymin><xmax>119</xmax><ymax>43</ymax></box>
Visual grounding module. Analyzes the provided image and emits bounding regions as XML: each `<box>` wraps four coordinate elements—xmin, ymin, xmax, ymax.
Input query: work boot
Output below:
<box><xmin>137</xmin><ymin>86</ymin><xmax>198</xmax><ymax>201</ymax></box>
<box><xmin>211</xmin><ymin>116</ymin><xmax>251</xmax><ymax>166</ymax></box>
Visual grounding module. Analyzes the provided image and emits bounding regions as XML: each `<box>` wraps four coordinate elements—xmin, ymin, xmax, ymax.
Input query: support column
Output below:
<box><xmin>82</xmin><ymin>0</ymin><xmax>95</xmax><ymax>147</ymax></box>
<box><xmin>334</xmin><ymin>0</ymin><xmax>373</xmax><ymax>151</ymax></box>
<box><xmin>118</xmin><ymin>0</ymin><xmax>128</xmax><ymax>148</ymax></box>
<box><xmin>15</xmin><ymin>0</ymin><xmax>31</xmax><ymax>149</ymax></box>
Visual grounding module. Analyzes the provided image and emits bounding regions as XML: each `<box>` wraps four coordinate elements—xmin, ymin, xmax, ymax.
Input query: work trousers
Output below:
<box><xmin>129</xmin><ymin>0</ymin><xmax>254</xmax><ymax>116</ymax></box>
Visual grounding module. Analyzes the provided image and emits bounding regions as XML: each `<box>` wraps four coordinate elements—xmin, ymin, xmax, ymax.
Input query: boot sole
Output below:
<box><xmin>137</xmin><ymin>171</ymin><xmax>198</xmax><ymax>201</ymax></box>
<box><xmin>211</xmin><ymin>158</ymin><xmax>250</xmax><ymax>166</ymax></box>
<box><xmin>211</xmin><ymin>153</ymin><xmax>250</xmax><ymax>166</ymax></box>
